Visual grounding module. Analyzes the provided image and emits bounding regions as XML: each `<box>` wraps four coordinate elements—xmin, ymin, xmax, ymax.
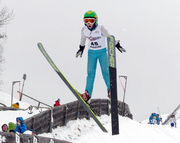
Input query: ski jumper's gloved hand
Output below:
<box><xmin>76</xmin><ymin>45</ymin><xmax>85</xmax><ymax>58</ymax></box>
<box><xmin>115</xmin><ymin>40</ymin><xmax>126</xmax><ymax>53</ymax></box>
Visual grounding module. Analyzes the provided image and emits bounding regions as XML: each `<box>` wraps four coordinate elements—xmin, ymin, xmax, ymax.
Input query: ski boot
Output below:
<box><xmin>80</xmin><ymin>90</ymin><xmax>91</xmax><ymax>104</ymax></box>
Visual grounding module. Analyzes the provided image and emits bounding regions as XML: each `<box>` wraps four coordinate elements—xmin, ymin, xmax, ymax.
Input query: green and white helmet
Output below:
<box><xmin>84</xmin><ymin>10</ymin><xmax>98</xmax><ymax>26</ymax></box>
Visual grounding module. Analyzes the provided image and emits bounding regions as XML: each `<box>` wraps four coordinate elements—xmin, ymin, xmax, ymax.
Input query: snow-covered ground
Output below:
<box><xmin>0</xmin><ymin>91</ymin><xmax>46</xmax><ymax>126</ymax></box>
<box><xmin>1</xmin><ymin>92</ymin><xmax>180</xmax><ymax>143</ymax></box>
<box><xmin>39</xmin><ymin>115</ymin><xmax>180</xmax><ymax>143</ymax></box>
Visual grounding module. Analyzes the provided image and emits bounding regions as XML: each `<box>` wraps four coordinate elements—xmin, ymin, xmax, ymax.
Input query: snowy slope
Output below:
<box><xmin>39</xmin><ymin>115</ymin><xmax>180</xmax><ymax>143</ymax></box>
<box><xmin>0</xmin><ymin>92</ymin><xmax>46</xmax><ymax>127</ymax></box>
<box><xmin>1</xmin><ymin>92</ymin><xmax>180</xmax><ymax>143</ymax></box>
<box><xmin>165</xmin><ymin>106</ymin><xmax>180</xmax><ymax>124</ymax></box>
<box><xmin>0</xmin><ymin>91</ymin><xmax>30</xmax><ymax>108</ymax></box>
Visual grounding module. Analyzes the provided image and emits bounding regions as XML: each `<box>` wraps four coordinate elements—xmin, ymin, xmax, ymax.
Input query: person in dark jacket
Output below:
<box><xmin>14</xmin><ymin>117</ymin><xmax>27</xmax><ymax>133</ymax></box>
<box><xmin>55</xmin><ymin>98</ymin><xmax>60</xmax><ymax>107</ymax></box>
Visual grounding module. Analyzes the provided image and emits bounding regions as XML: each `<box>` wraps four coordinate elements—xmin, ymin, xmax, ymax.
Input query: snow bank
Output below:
<box><xmin>39</xmin><ymin>115</ymin><xmax>180</xmax><ymax>143</ymax></box>
<box><xmin>1</xmin><ymin>92</ymin><xmax>180</xmax><ymax>143</ymax></box>
<box><xmin>0</xmin><ymin>91</ymin><xmax>30</xmax><ymax>108</ymax></box>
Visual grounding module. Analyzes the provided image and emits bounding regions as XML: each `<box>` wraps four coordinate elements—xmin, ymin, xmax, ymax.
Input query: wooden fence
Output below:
<box><xmin>0</xmin><ymin>99</ymin><xmax>132</xmax><ymax>142</ymax></box>
<box><xmin>0</xmin><ymin>132</ymin><xmax>71</xmax><ymax>143</ymax></box>
<box><xmin>24</xmin><ymin>99</ymin><xmax>132</xmax><ymax>135</ymax></box>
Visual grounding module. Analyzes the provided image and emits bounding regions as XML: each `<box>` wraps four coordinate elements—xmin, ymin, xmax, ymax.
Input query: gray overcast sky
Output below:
<box><xmin>1</xmin><ymin>0</ymin><xmax>180</xmax><ymax>121</ymax></box>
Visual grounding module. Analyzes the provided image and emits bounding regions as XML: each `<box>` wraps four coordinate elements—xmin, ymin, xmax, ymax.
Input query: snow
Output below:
<box><xmin>0</xmin><ymin>91</ymin><xmax>45</xmax><ymax>126</ymax></box>
<box><xmin>39</xmin><ymin>115</ymin><xmax>180</xmax><ymax>143</ymax></box>
<box><xmin>0</xmin><ymin>92</ymin><xmax>30</xmax><ymax>108</ymax></box>
<box><xmin>1</xmin><ymin>92</ymin><xmax>180</xmax><ymax>143</ymax></box>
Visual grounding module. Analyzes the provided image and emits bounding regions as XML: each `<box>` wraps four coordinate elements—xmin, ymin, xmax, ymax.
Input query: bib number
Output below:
<box><xmin>91</xmin><ymin>42</ymin><xmax>98</xmax><ymax>46</ymax></box>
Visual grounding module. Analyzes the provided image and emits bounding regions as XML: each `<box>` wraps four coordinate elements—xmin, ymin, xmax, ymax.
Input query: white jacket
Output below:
<box><xmin>80</xmin><ymin>25</ymin><xmax>111</xmax><ymax>50</ymax></box>
<box><xmin>170</xmin><ymin>117</ymin><xmax>176</xmax><ymax>123</ymax></box>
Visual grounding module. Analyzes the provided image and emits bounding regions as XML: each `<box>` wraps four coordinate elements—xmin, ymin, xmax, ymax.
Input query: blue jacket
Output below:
<box><xmin>149</xmin><ymin>113</ymin><xmax>156</xmax><ymax>121</ymax></box>
<box><xmin>14</xmin><ymin>117</ymin><xmax>27</xmax><ymax>133</ymax></box>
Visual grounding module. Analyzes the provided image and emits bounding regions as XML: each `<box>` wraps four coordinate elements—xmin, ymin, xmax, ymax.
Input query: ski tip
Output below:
<box><xmin>37</xmin><ymin>43</ymin><xmax>43</xmax><ymax>49</ymax></box>
<box><xmin>37</xmin><ymin>42</ymin><xmax>41</xmax><ymax>45</ymax></box>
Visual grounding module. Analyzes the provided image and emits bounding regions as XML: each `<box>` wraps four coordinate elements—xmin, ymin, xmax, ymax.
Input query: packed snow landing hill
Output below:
<box><xmin>0</xmin><ymin>92</ymin><xmax>180</xmax><ymax>143</ymax></box>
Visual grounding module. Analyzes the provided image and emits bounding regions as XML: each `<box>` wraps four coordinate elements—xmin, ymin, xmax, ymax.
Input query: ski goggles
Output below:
<box><xmin>84</xmin><ymin>18</ymin><xmax>96</xmax><ymax>24</ymax></box>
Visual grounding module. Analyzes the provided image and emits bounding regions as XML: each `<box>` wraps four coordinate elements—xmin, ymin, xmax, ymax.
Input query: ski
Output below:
<box><xmin>37</xmin><ymin>43</ymin><xmax>108</xmax><ymax>133</ymax></box>
<box><xmin>107</xmin><ymin>35</ymin><xmax>119</xmax><ymax>135</ymax></box>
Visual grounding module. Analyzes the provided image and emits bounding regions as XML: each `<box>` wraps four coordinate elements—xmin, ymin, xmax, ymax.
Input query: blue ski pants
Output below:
<box><xmin>85</xmin><ymin>48</ymin><xmax>110</xmax><ymax>97</ymax></box>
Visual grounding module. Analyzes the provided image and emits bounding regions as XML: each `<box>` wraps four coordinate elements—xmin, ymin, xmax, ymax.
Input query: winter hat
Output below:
<box><xmin>30</xmin><ymin>129</ymin><xmax>36</xmax><ymax>134</ymax></box>
<box><xmin>7</xmin><ymin>122</ymin><xmax>16</xmax><ymax>132</ymax></box>
<box><xmin>16</xmin><ymin>117</ymin><xmax>24</xmax><ymax>123</ymax></box>
<box><xmin>58</xmin><ymin>98</ymin><xmax>60</xmax><ymax>101</ymax></box>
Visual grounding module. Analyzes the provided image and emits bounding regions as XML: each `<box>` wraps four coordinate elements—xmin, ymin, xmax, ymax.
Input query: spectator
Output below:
<box><xmin>14</xmin><ymin>117</ymin><xmax>27</xmax><ymax>133</ymax></box>
<box><xmin>30</xmin><ymin>129</ymin><xmax>36</xmax><ymax>135</ymax></box>
<box><xmin>156</xmin><ymin>114</ymin><xmax>161</xmax><ymax>125</ymax></box>
<box><xmin>170</xmin><ymin>115</ymin><xmax>176</xmax><ymax>128</ymax></box>
<box><xmin>1</xmin><ymin>124</ymin><xmax>8</xmax><ymax>132</ymax></box>
<box><xmin>149</xmin><ymin>113</ymin><xmax>157</xmax><ymax>125</ymax></box>
<box><xmin>24</xmin><ymin>129</ymin><xmax>36</xmax><ymax>135</ymax></box>
<box><xmin>149</xmin><ymin>113</ymin><xmax>153</xmax><ymax>123</ymax></box>
<box><xmin>7</xmin><ymin>122</ymin><xmax>16</xmax><ymax>133</ymax></box>
<box><xmin>12</xmin><ymin>102</ymin><xmax>19</xmax><ymax>109</ymax></box>
<box><xmin>54</xmin><ymin>98</ymin><xmax>60</xmax><ymax>107</ymax></box>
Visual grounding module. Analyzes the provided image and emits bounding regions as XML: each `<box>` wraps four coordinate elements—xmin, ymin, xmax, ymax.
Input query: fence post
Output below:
<box><xmin>77</xmin><ymin>101</ymin><xmax>80</xmax><ymax>119</ymax></box>
<box><xmin>49</xmin><ymin>109</ymin><xmax>53</xmax><ymax>133</ymax></box>
<box><xmin>87</xmin><ymin>104</ymin><xmax>90</xmax><ymax>120</ymax></box>
<box><xmin>33</xmin><ymin>136</ymin><xmax>37</xmax><ymax>143</ymax></box>
<box><xmin>16</xmin><ymin>134</ymin><xmax>20</xmax><ymax>143</ymax></box>
<box><xmin>50</xmin><ymin>138</ymin><xmax>54</xmax><ymax>143</ymax></box>
<box><xmin>64</xmin><ymin>106</ymin><xmax>68</xmax><ymax>125</ymax></box>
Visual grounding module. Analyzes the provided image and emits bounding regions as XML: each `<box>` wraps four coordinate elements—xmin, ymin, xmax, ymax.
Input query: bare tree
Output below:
<box><xmin>0</xmin><ymin>2</ymin><xmax>14</xmax><ymax>90</ymax></box>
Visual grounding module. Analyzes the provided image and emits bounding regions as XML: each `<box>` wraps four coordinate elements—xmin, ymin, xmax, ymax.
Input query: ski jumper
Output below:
<box><xmin>80</xmin><ymin>25</ymin><xmax>110</xmax><ymax>97</ymax></box>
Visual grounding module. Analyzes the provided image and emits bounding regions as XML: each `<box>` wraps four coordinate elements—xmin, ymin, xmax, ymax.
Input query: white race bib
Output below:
<box><xmin>84</xmin><ymin>25</ymin><xmax>106</xmax><ymax>50</ymax></box>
